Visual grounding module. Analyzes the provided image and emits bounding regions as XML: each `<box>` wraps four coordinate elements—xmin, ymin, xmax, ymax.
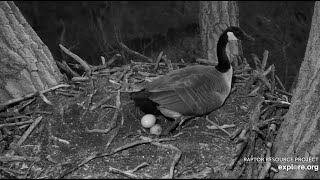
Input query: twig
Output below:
<box><xmin>234</xmin><ymin>57</ymin><xmax>249</xmax><ymax>71</ymax></box>
<box><xmin>101</xmin><ymin>56</ymin><xmax>106</xmax><ymax>65</ymax></box>
<box><xmin>256</xmin><ymin>72</ymin><xmax>271</xmax><ymax>91</ymax></box>
<box><xmin>266</xmin><ymin>123</ymin><xmax>277</xmax><ymax>142</ymax></box>
<box><xmin>89</xmin><ymin>93</ymin><xmax>117</xmax><ymax>111</ymax></box>
<box><xmin>9</xmin><ymin>143</ymin><xmax>26</xmax><ymax>156</ymax></box>
<box><xmin>0</xmin><ymin>166</ymin><xmax>22</xmax><ymax>178</ymax></box>
<box><xmin>246</xmin><ymin>133</ymin><xmax>257</xmax><ymax>179</ymax></box>
<box><xmin>153</xmin><ymin>51</ymin><xmax>163</xmax><ymax>72</ymax></box>
<box><xmin>261</xmin><ymin>50</ymin><xmax>269</xmax><ymax>70</ymax></box>
<box><xmin>59</xmin><ymin>136</ymin><xmax>175</xmax><ymax>178</ymax></box>
<box><xmin>162</xmin><ymin>55</ymin><xmax>174</xmax><ymax>71</ymax></box>
<box><xmin>105</xmin><ymin>113</ymin><xmax>122</xmax><ymax>149</ymax></box>
<box><xmin>233</xmin><ymin>74</ymin><xmax>250</xmax><ymax>81</ymax></box>
<box><xmin>245</xmin><ymin>97</ymin><xmax>264</xmax><ymax>178</ymax></box>
<box><xmin>0</xmin><ymin>155</ymin><xmax>40</xmax><ymax>162</ymax></box>
<box><xmin>275</xmin><ymin>88</ymin><xmax>292</xmax><ymax>97</ymax></box>
<box><xmin>256</xmin><ymin>116</ymin><xmax>283</xmax><ymax>128</ymax></box>
<box><xmin>236</xmin><ymin>166</ymin><xmax>247</xmax><ymax>179</ymax></box>
<box><xmin>68</xmin><ymin>63</ymin><xmax>84</xmax><ymax>71</ymax></box>
<box><xmin>39</xmin><ymin>92</ymin><xmax>53</xmax><ymax>105</ymax></box>
<box><xmin>0</xmin><ymin>167</ymin><xmax>20</xmax><ymax>178</ymax></box>
<box><xmin>109</xmin><ymin>162</ymin><xmax>148</xmax><ymax>179</ymax></box>
<box><xmin>56</xmin><ymin>91</ymin><xmax>77</xmax><ymax>97</ymax></box>
<box><xmin>109</xmin><ymin>167</ymin><xmax>138</xmax><ymax>179</ymax></box>
<box><xmin>119</xmin><ymin>42</ymin><xmax>153</xmax><ymax>63</ymax></box>
<box><xmin>258</xmin><ymin>142</ymin><xmax>272</xmax><ymax>179</ymax></box>
<box><xmin>56</xmin><ymin>60</ymin><xmax>80</xmax><ymax>77</ymax></box>
<box><xmin>101</xmin><ymin>105</ymin><xmax>118</xmax><ymax>109</ymax></box>
<box><xmin>92</xmin><ymin>54</ymin><xmax>122</xmax><ymax>71</ymax></box>
<box><xmin>264</xmin><ymin>100</ymin><xmax>290</xmax><ymax>106</ymax></box>
<box><xmin>71</xmin><ymin>77</ymin><xmax>90</xmax><ymax>82</ymax></box>
<box><xmin>4</xmin><ymin>116</ymin><xmax>42</xmax><ymax>156</ymax></box>
<box><xmin>262</xmin><ymin>65</ymin><xmax>272</xmax><ymax>76</ymax></box>
<box><xmin>228</xmin><ymin>128</ymin><xmax>249</xmax><ymax>170</ymax></box>
<box><xmin>131</xmin><ymin>61</ymin><xmax>192</xmax><ymax>67</ymax></box>
<box><xmin>248</xmin><ymin>85</ymin><xmax>260</xmax><ymax>96</ymax></box>
<box><xmin>206</xmin><ymin>124</ymin><xmax>236</xmax><ymax>130</ymax></box>
<box><xmin>234</xmin><ymin>66</ymin><xmax>252</xmax><ymax>75</ymax></box>
<box><xmin>205</xmin><ymin>116</ymin><xmax>231</xmax><ymax>136</ymax></box>
<box><xmin>176</xmin><ymin>167</ymin><xmax>212</xmax><ymax>179</ymax></box>
<box><xmin>17</xmin><ymin>98</ymin><xmax>36</xmax><ymax>112</ymax></box>
<box><xmin>252</xmin><ymin>125</ymin><xmax>265</xmax><ymax>139</ymax></box>
<box><xmin>131</xmin><ymin>162</ymin><xmax>148</xmax><ymax>173</ymax></box>
<box><xmin>275</xmin><ymin>75</ymin><xmax>286</xmax><ymax>91</ymax></box>
<box><xmin>17</xmin><ymin>116</ymin><xmax>43</xmax><ymax>146</ymax></box>
<box><xmin>86</xmin><ymin>88</ymin><xmax>97</xmax><ymax>111</ymax></box>
<box><xmin>230</xmin><ymin>123</ymin><xmax>245</xmax><ymax>140</ymax></box>
<box><xmin>122</xmin><ymin>71</ymin><xmax>133</xmax><ymax>91</ymax></box>
<box><xmin>23</xmin><ymin>160</ymin><xmax>36</xmax><ymax>179</ymax></box>
<box><xmin>50</xmin><ymin>135</ymin><xmax>70</xmax><ymax>145</ymax></box>
<box><xmin>116</xmin><ymin>67</ymin><xmax>130</xmax><ymax>83</ymax></box>
<box><xmin>0</xmin><ymin>84</ymin><xmax>70</xmax><ymax>111</ymax></box>
<box><xmin>5</xmin><ymin>115</ymin><xmax>30</xmax><ymax>122</ymax></box>
<box><xmin>150</xmin><ymin>140</ymin><xmax>182</xmax><ymax>179</ymax></box>
<box><xmin>201</xmin><ymin>132</ymin><xmax>230</xmax><ymax>142</ymax></box>
<box><xmin>59</xmin><ymin>44</ymin><xmax>91</xmax><ymax>73</ymax></box>
<box><xmin>87</xmin><ymin>90</ymin><xmax>121</xmax><ymax>134</ymax></box>
<box><xmin>0</xmin><ymin>119</ymin><xmax>34</xmax><ymax>128</ymax></box>
<box><xmin>244</xmin><ymin>71</ymin><xmax>258</xmax><ymax>93</ymax></box>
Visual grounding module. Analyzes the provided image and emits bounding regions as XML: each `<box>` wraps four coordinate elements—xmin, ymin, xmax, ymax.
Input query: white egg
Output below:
<box><xmin>150</xmin><ymin>124</ymin><xmax>162</xmax><ymax>135</ymax></box>
<box><xmin>141</xmin><ymin>114</ymin><xmax>156</xmax><ymax>128</ymax></box>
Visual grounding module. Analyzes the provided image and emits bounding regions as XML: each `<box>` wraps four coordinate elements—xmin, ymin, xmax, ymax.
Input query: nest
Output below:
<box><xmin>0</xmin><ymin>43</ymin><xmax>291</xmax><ymax>179</ymax></box>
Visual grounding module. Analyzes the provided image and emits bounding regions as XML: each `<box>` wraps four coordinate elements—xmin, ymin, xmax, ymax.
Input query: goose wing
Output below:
<box><xmin>146</xmin><ymin>65</ymin><xmax>231</xmax><ymax>116</ymax></box>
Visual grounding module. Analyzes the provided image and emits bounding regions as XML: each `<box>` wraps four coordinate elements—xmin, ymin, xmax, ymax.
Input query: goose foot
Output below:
<box><xmin>162</xmin><ymin>117</ymin><xmax>182</xmax><ymax>135</ymax></box>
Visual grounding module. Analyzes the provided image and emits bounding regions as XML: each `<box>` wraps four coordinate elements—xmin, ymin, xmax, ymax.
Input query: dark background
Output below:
<box><xmin>15</xmin><ymin>1</ymin><xmax>315</xmax><ymax>90</ymax></box>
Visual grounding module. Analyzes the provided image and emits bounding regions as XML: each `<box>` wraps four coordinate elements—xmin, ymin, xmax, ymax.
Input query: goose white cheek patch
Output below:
<box><xmin>227</xmin><ymin>32</ymin><xmax>238</xmax><ymax>41</ymax></box>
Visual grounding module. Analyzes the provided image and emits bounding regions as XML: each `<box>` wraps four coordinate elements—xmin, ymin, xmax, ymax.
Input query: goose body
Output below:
<box><xmin>146</xmin><ymin>65</ymin><xmax>233</xmax><ymax>117</ymax></box>
<box><xmin>131</xmin><ymin>26</ymin><xmax>254</xmax><ymax>134</ymax></box>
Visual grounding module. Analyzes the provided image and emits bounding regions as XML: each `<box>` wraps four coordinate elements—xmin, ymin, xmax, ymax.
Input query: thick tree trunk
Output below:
<box><xmin>0</xmin><ymin>1</ymin><xmax>63</xmax><ymax>103</ymax></box>
<box><xmin>199</xmin><ymin>1</ymin><xmax>241</xmax><ymax>63</ymax></box>
<box><xmin>272</xmin><ymin>1</ymin><xmax>320</xmax><ymax>178</ymax></box>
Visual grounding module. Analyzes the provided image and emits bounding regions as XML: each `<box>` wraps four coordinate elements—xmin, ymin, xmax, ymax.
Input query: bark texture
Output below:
<box><xmin>199</xmin><ymin>1</ymin><xmax>241</xmax><ymax>63</ymax></box>
<box><xmin>0</xmin><ymin>1</ymin><xmax>62</xmax><ymax>103</ymax></box>
<box><xmin>272</xmin><ymin>1</ymin><xmax>320</xmax><ymax>178</ymax></box>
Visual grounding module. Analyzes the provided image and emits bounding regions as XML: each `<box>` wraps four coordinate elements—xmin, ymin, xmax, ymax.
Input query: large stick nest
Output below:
<box><xmin>0</xmin><ymin>44</ymin><xmax>291</xmax><ymax>179</ymax></box>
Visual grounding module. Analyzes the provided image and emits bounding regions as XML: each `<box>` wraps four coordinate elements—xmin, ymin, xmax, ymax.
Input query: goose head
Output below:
<box><xmin>216</xmin><ymin>26</ymin><xmax>254</xmax><ymax>73</ymax></box>
<box><xmin>225</xmin><ymin>26</ymin><xmax>255</xmax><ymax>41</ymax></box>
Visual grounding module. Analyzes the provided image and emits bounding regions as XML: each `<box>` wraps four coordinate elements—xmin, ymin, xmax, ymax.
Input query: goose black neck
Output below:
<box><xmin>216</xmin><ymin>33</ymin><xmax>231</xmax><ymax>73</ymax></box>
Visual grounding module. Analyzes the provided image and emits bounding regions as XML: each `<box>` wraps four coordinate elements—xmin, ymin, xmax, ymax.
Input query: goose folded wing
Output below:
<box><xmin>146</xmin><ymin>65</ymin><xmax>209</xmax><ymax>92</ymax></box>
<box><xmin>146</xmin><ymin>67</ymin><xmax>228</xmax><ymax>115</ymax></box>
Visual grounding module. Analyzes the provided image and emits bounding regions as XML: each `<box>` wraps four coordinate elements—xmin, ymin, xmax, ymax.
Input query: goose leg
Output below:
<box><xmin>162</xmin><ymin>116</ymin><xmax>183</xmax><ymax>135</ymax></box>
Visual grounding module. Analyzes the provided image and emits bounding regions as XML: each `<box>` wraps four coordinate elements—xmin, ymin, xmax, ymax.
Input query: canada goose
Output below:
<box><xmin>131</xmin><ymin>26</ymin><xmax>254</xmax><ymax>135</ymax></box>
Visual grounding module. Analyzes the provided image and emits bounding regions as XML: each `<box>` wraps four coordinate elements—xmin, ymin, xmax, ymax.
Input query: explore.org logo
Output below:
<box><xmin>243</xmin><ymin>156</ymin><xmax>319</xmax><ymax>172</ymax></box>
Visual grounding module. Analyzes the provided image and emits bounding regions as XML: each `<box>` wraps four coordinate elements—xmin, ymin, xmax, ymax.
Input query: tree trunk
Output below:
<box><xmin>272</xmin><ymin>1</ymin><xmax>320</xmax><ymax>178</ymax></box>
<box><xmin>199</xmin><ymin>1</ymin><xmax>241</xmax><ymax>63</ymax></box>
<box><xmin>0</xmin><ymin>1</ymin><xmax>63</xmax><ymax>103</ymax></box>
